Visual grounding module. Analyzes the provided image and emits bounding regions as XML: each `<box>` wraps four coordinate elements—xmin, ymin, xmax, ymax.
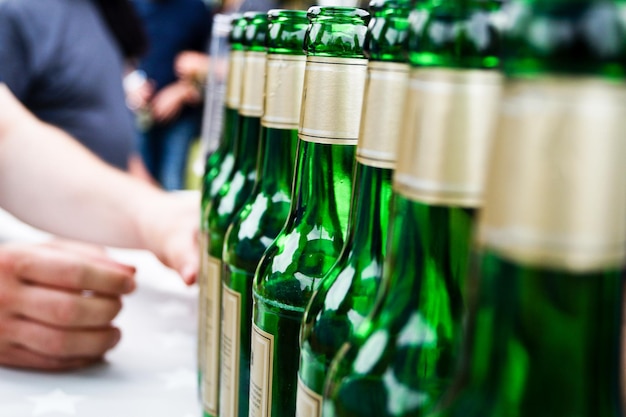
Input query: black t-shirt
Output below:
<box><xmin>0</xmin><ymin>0</ymin><xmax>136</xmax><ymax>169</ymax></box>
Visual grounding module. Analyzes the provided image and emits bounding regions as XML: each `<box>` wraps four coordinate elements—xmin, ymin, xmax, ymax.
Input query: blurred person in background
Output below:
<box><xmin>0</xmin><ymin>0</ymin><xmax>150</xmax><ymax>176</ymax></box>
<box><xmin>128</xmin><ymin>0</ymin><xmax>213</xmax><ymax>191</ymax></box>
<box><xmin>0</xmin><ymin>84</ymin><xmax>199</xmax><ymax>371</ymax></box>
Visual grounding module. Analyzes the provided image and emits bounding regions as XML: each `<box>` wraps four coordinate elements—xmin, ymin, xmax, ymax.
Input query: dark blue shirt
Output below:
<box><xmin>0</xmin><ymin>0</ymin><xmax>136</xmax><ymax>169</ymax></box>
<box><xmin>132</xmin><ymin>0</ymin><xmax>212</xmax><ymax>92</ymax></box>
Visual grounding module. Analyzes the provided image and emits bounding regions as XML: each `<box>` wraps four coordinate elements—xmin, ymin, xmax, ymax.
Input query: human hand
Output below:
<box><xmin>0</xmin><ymin>240</ymin><xmax>136</xmax><ymax>371</ymax></box>
<box><xmin>138</xmin><ymin>191</ymin><xmax>200</xmax><ymax>286</ymax></box>
<box><xmin>124</xmin><ymin>71</ymin><xmax>154</xmax><ymax>112</ymax></box>
<box><xmin>175</xmin><ymin>51</ymin><xmax>209</xmax><ymax>84</ymax></box>
<box><xmin>150</xmin><ymin>81</ymin><xmax>201</xmax><ymax>124</ymax></box>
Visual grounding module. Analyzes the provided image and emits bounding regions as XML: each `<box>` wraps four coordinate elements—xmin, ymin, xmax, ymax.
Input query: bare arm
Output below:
<box><xmin>0</xmin><ymin>84</ymin><xmax>199</xmax><ymax>284</ymax></box>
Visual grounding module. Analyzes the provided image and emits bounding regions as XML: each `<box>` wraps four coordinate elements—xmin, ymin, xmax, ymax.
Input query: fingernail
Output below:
<box><xmin>181</xmin><ymin>264</ymin><xmax>196</xmax><ymax>285</ymax></box>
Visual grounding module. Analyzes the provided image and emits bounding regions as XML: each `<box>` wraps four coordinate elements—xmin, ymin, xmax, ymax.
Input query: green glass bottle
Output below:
<box><xmin>249</xmin><ymin>7</ymin><xmax>370</xmax><ymax>417</ymax></box>
<box><xmin>220</xmin><ymin>9</ymin><xmax>309</xmax><ymax>417</ymax></box>
<box><xmin>322</xmin><ymin>1</ymin><xmax>503</xmax><ymax>416</ymax></box>
<box><xmin>198</xmin><ymin>13</ymin><xmax>246</xmax><ymax>395</ymax></box>
<box><xmin>427</xmin><ymin>1</ymin><xmax>626</xmax><ymax>416</ymax></box>
<box><xmin>202</xmin><ymin>12</ymin><xmax>269</xmax><ymax>417</ymax></box>
<box><xmin>296</xmin><ymin>1</ymin><xmax>410</xmax><ymax>416</ymax></box>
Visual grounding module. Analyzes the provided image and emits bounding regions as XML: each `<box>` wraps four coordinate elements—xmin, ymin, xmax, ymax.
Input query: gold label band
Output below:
<box><xmin>240</xmin><ymin>51</ymin><xmax>267</xmax><ymax>117</ymax></box>
<box><xmin>356</xmin><ymin>61</ymin><xmax>409</xmax><ymax>169</ymax></box>
<box><xmin>249</xmin><ymin>324</ymin><xmax>274</xmax><ymax>417</ymax></box>
<box><xmin>299</xmin><ymin>56</ymin><xmax>368</xmax><ymax>145</ymax></box>
<box><xmin>220</xmin><ymin>284</ymin><xmax>242</xmax><ymax>417</ymax></box>
<box><xmin>479</xmin><ymin>77</ymin><xmax>626</xmax><ymax>272</ymax></box>
<box><xmin>226</xmin><ymin>50</ymin><xmax>245</xmax><ymax>110</ymax></box>
<box><xmin>395</xmin><ymin>68</ymin><xmax>503</xmax><ymax>207</ymax></box>
<box><xmin>262</xmin><ymin>54</ymin><xmax>306</xmax><ymax>130</ymax></box>
<box><xmin>202</xmin><ymin>256</ymin><xmax>222</xmax><ymax>416</ymax></box>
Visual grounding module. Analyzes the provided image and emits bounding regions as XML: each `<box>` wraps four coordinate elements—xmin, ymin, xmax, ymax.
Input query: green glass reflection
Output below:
<box><xmin>251</xmin><ymin>6</ymin><xmax>369</xmax><ymax>417</ymax></box>
<box><xmin>220</xmin><ymin>10</ymin><xmax>308</xmax><ymax>417</ymax></box>
<box><xmin>429</xmin><ymin>252</ymin><xmax>623</xmax><ymax>417</ymax></box>
<box><xmin>501</xmin><ymin>0</ymin><xmax>626</xmax><ymax>79</ymax></box>
<box><xmin>324</xmin><ymin>197</ymin><xmax>476</xmax><ymax>417</ymax></box>
<box><xmin>410</xmin><ymin>0</ymin><xmax>500</xmax><ymax>69</ymax></box>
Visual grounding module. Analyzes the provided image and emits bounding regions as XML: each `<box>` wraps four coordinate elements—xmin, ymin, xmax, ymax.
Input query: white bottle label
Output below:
<box><xmin>295</xmin><ymin>375</ymin><xmax>322</xmax><ymax>417</ymax></box>
<box><xmin>220</xmin><ymin>284</ymin><xmax>242</xmax><ymax>417</ymax></box>
<box><xmin>202</xmin><ymin>256</ymin><xmax>221</xmax><ymax>416</ymax></box>
<box><xmin>249</xmin><ymin>323</ymin><xmax>274</xmax><ymax>417</ymax></box>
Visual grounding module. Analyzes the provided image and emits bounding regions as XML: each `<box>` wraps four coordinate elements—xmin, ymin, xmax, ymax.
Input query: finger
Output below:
<box><xmin>10</xmin><ymin>246</ymin><xmax>136</xmax><ymax>295</ymax></box>
<box><xmin>41</xmin><ymin>241</ymin><xmax>139</xmax><ymax>288</ymax></box>
<box><xmin>157</xmin><ymin>199</ymin><xmax>199</xmax><ymax>285</ymax></box>
<box><xmin>5</xmin><ymin>316</ymin><xmax>121</xmax><ymax>358</ymax></box>
<box><xmin>43</xmin><ymin>242</ymin><xmax>136</xmax><ymax>275</ymax></box>
<box><xmin>0</xmin><ymin>343</ymin><xmax>100</xmax><ymax>371</ymax></box>
<box><xmin>17</xmin><ymin>285</ymin><xmax>122</xmax><ymax>327</ymax></box>
<box><xmin>159</xmin><ymin>230</ymin><xmax>199</xmax><ymax>286</ymax></box>
<box><xmin>42</xmin><ymin>239</ymin><xmax>107</xmax><ymax>257</ymax></box>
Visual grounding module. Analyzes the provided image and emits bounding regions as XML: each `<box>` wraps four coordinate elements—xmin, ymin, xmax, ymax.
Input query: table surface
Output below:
<box><xmin>0</xmin><ymin>209</ymin><xmax>202</xmax><ymax>417</ymax></box>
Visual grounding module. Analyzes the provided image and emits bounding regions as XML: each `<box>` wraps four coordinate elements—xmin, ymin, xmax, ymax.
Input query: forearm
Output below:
<box><xmin>0</xmin><ymin>84</ymin><xmax>168</xmax><ymax>250</ymax></box>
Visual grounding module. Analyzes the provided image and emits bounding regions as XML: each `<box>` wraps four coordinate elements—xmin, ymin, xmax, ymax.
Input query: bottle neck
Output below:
<box><xmin>254</xmin><ymin>51</ymin><xmax>305</xmax><ymax>199</ymax></box>
<box><xmin>502</xmin><ymin>0</ymin><xmax>626</xmax><ymax>79</ymax></box>
<box><xmin>289</xmin><ymin>141</ymin><xmax>355</xmax><ymax>238</ymax></box>
<box><xmin>254</xmin><ymin>126</ymin><xmax>299</xmax><ymax>199</ymax></box>
<box><xmin>287</xmin><ymin>50</ymin><xmax>367</xmax><ymax>238</ymax></box>
<box><xmin>231</xmin><ymin>115</ymin><xmax>261</xmax><ymax>178</ymax></box>
<box><xmin>410</xmin><ymin>0</ymin><xmax>501</xmax><ymax>69</ymax></box>
<box><xmin>372</xmin><ymin>195</ymin><xmax>476</xmax><ymax>333</ymax></box>
<box><xmin>343</xmin><ymin>162</ymin><xmax>393</xmax><ymax>258</ymax></box>
<box><xmin>218</xmin><ymin>106</ymin><xmax>238</xmax><ymax>156</ymax></box>
<box><xmin>457</xmin><ymin>252</ymin><xmax>623</xmax><ymax>416</ymax></box>
<box><xmin>365</xmin><ymin>2</ymin><xmax>411</xmax><ymax>62</ymax></box>
<box><xmin>203</xmin><ymin>107</ymin><xmax>240</xmax><ymax>210</ymax></box>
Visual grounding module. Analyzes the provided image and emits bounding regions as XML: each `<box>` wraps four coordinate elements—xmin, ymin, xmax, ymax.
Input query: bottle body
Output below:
<box><xmin>433</xmin><ymin>75</ymin><xmax>626</xmax><ymax>417</ymax></box>
<box><xmin>251</xmin><ymin>141</ymin><xmax>358</xmax><ymax>417</ymax></box>
<box><xmin>202</xmin><ymin>13</ymin><xmax>269</xmax><ymax>417</ymax></box>
<box><xmin>432</xmin><ymin>71</ymin><xmax>626</xmax><ymax>416</ymax></box>
<box><xmin>199</xmin><ymin>14</ymin><xmax>246</xmax><ymax>406</ymax></box>
<box><xmin>220</xmin><ymin>10</ymin><xmax>309</xmax><ymax>417</ymax></box>
<box><xmin>297</xmin><ymin>1</ymin><xmax>411</xmax><ymax>414</ymax></box>
<box><xmin>249</xmin><ymin>7</ymin><xmax>370</xmax><ymax>417</ymax></box>
<box><xmin>323</xmin><ymin>197</ymin><xmax>477</xmax><ymax>417</ymax></box>
<box><xmin>427</xmin><ymin>0</ymin><xmax>626</xmax><ymax>415</ymax></box>
<box><xmin>323</xmin><ymin>2</ymin><xmax>503</xmax><ymax>415</ymax></box>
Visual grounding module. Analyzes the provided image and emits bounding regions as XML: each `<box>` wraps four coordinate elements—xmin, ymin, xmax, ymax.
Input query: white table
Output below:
<box><xmin>0</xmin><ymin>210</ymin><xmax>202</xmax><ymax>417</ymax></box>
